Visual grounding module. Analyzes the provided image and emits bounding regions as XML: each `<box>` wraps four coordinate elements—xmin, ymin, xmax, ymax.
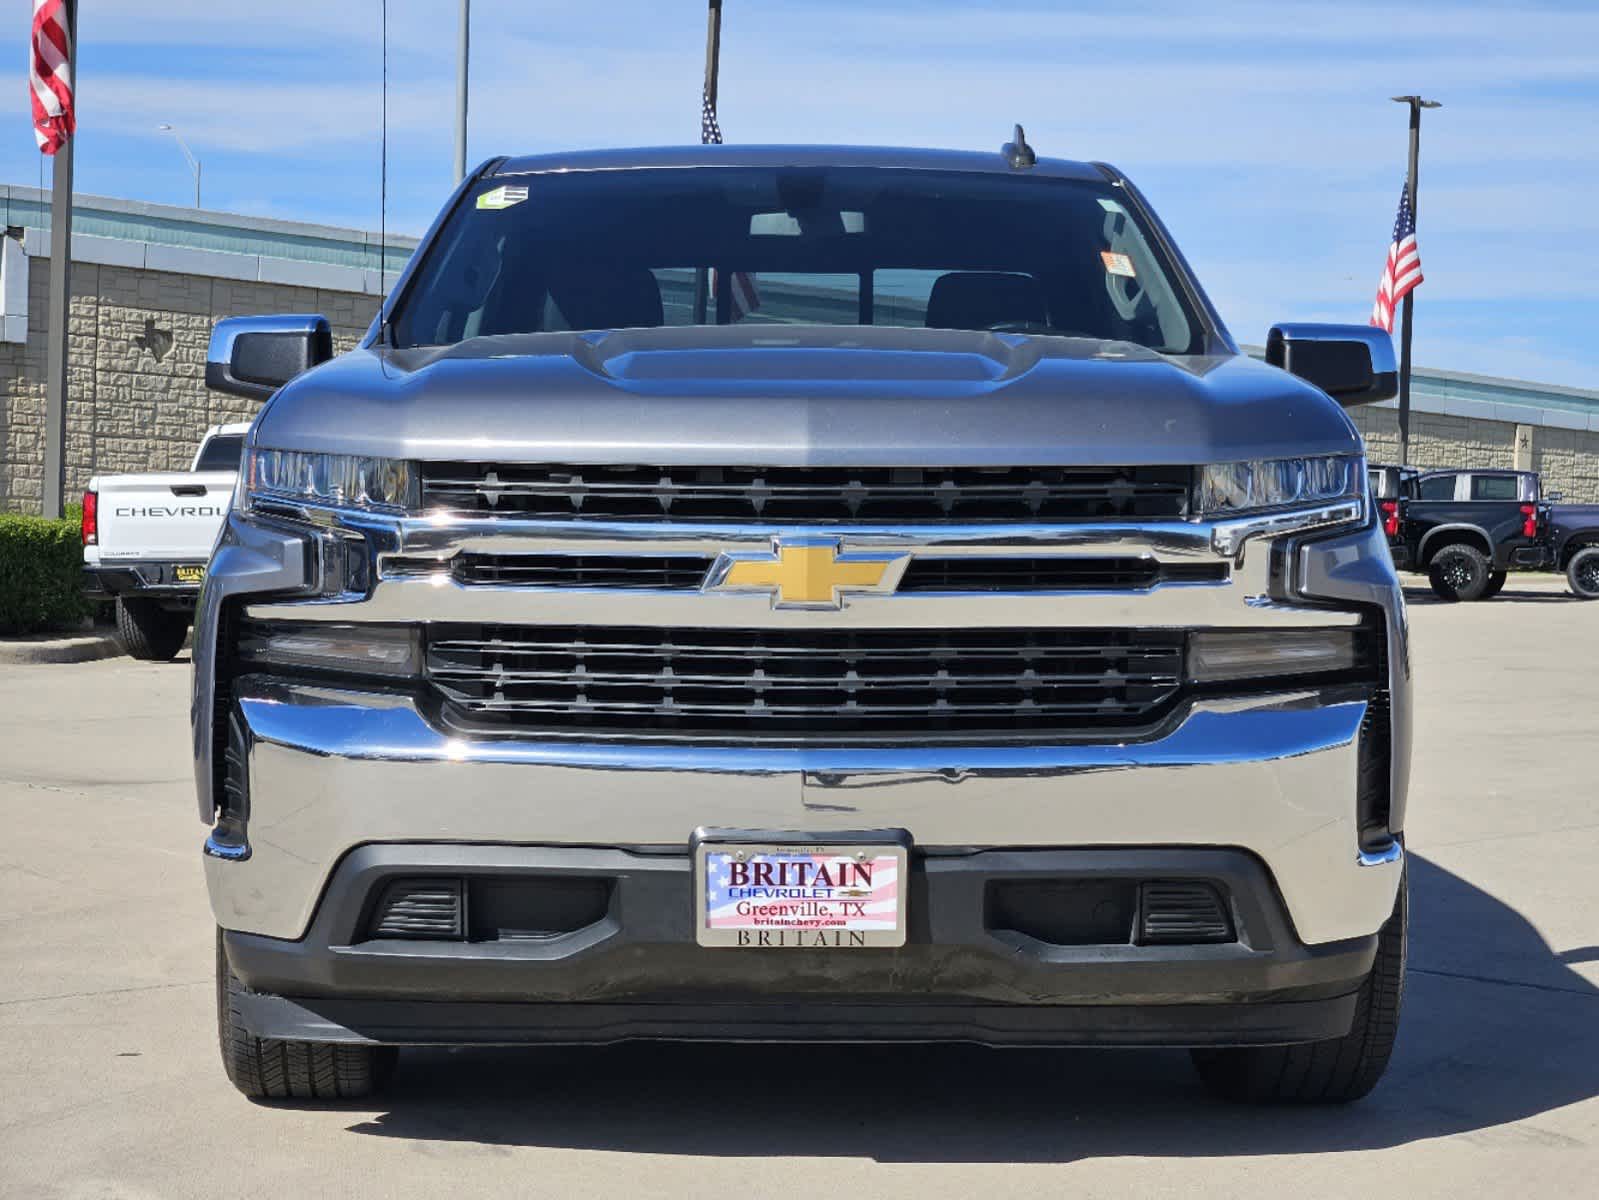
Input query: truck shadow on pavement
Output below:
<box><xmin>343</xmin><ymin>854</ymin><xmax>1599</xmax><ymax>1161</ymax></box>
<box><xmin>1402</xmin><ymin>586</ymin><xmax>1586</xmax><ymax>606</ymax></box>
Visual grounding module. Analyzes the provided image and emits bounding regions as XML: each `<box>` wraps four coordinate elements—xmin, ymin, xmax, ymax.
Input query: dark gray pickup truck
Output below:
<box><xmin>1370</xmin><ymin>464</ymin><xmax>1599</xmax><ymax>599</ymax></box>
<box><xmin>193</xmin><ymin>141</ymin><xmax>1411</xmax><ymax>1105</ymax></box>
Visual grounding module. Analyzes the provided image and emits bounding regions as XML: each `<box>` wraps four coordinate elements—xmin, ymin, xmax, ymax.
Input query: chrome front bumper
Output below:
<box><xmin>206</xmin><ymin>678</ymin><xmax>1402</xmax><ymax>946</ymax></box>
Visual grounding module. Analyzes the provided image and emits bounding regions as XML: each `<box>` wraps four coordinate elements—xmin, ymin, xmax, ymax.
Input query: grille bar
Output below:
<box><xmin>385</xmin><ymin>553</ymin><xmax>1227</xmax><ymax>593</ymax></box>
<box><xmin>425</xmin><ymin>625</ymin><xmax>1187</xmax><ymax>739</ymax></box>
<box><xmin>421</xmin><ymin>463</ymin><xmax>1193</xmax><ymax>523</ymax></box>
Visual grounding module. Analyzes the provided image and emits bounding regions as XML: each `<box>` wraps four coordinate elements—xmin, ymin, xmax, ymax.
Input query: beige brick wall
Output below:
<box><xmin>0</xmin><ymin>257</ymin><xmax>378</xmax><ymax>513</ymax></box>
<box><xmin>1347</xmin><ymin>406</ymin><xmax>1599</xmax><ymax>502</ymax></box>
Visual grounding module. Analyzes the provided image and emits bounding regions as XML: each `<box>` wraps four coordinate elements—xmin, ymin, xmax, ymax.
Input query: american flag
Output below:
<box><xmin>701</xmin><ymin>86</ymin><xmax>760</xmax><ymax>320</ymax></box>
<box><xmin>1370</xmin><ymin>183</ymin><xmax>1423</xmax><ymax>333</ymax></box>
<box><xmin>704</xmin><ymin>851</ymin><xmax>900</xmax><ymax>933</ymax></box>
<box><xmin>30</xmin><ymin>0</ymin><xmax>74</xmax><ymax>155</ymax></box>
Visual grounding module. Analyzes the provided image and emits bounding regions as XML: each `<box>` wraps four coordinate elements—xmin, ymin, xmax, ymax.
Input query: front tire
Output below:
<box><xmin>216</xmin><ymin>929</ymin><xmax>396</xmax><ymax>1100</ymax></box>
<box><xmin>1427</xmin><ymin>544</ymin><xmax>1490</xmax><ymax>602</ymax></box>
<box><xmin>1191</xmin><ymin>866</ymin><xmax>1406</xmax><ymax>1104</ymax></box>
<box><xmin>1568</xmin><ymin>546</ymin><xmax>1599</xmax><ymax>600</ymax></box>
<box><xmin>115</xmin><ymin>597</ymin><xmax>190</xmax><ymax>660</ymax></box>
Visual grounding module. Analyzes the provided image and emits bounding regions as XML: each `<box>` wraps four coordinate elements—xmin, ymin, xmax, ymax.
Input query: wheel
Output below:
<box><xmin>114</xmin><ymin>597</ymin><xmax>190</xmax><ymax>661</ymax></box>
<box><xmin>1427</xmin><ymin>544</ymin><xmax>1490</xmax><ymax>602</ymax></box>
<box><xmin>1568</xmin><ymin>546</ymin><xmax>1599</xmax><ymax>600</ymax></box>
<box><xmin>1191</xmin><ymin>866</ymin><xmax>1406</xmax><ymax>1104</ymax></box>
<box><xmin>216</xmin><ymin>928</ymin><xmax>396</xmax><ymax>1100</ymax></box>
<box><xmin>1481</xmin><ymin>570</ymin><xmax>1507</xmax><ymax>599</ymax></box>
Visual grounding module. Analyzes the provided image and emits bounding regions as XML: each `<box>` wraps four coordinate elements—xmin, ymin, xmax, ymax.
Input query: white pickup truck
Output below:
<box><xmin>82</xmin><ymin>423</ymin><xmax>247</xmax><ymax>660</ymax></box>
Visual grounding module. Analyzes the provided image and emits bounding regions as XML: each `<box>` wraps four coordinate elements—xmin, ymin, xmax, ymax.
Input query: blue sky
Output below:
<box><xmin>7</xmin><ymin>0</ymin><xmax>1598</xmax><ymax>387</ymax></box>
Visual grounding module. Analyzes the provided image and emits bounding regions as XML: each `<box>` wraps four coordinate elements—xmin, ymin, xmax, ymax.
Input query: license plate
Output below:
<box><xmin>174</xmin><ymin>564</ymin><xmax>206</xmax><ymax>584</ymax></box>
<box><xmin>694</xmin><ymin>838</ymin><xmax>908</xmax><ymax>948</ymax></box>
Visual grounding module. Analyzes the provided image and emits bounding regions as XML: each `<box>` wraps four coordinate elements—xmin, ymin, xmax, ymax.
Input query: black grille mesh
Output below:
<box><xmin>425</xmin><ymin>625</ymin><xmax>1186</xmax><ymax>739</ymax></box>
<box><xmin>420</xmin><ymin>463</ymin><xmax>1193</xmax><ymax>523</ymax></box>
<box><xmin>1138</xmin><ymin>882</ymin><xmax>1233</xmax><ymax>944</ymax></box>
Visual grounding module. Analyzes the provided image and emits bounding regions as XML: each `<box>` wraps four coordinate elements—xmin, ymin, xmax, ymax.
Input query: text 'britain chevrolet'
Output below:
<box><xmin>194</xmin><ymin>135</ymin><xmax>1411</xmax><ymax>1104</ymax></box>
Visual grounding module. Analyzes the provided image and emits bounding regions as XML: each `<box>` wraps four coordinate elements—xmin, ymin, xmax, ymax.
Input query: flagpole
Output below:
<box><xmin>41</xmin><ymin>0</ymin><xmax>77</xmax><ymax>520</ymax></box>
<box><xmin>692</xmin><ymin>0</ymin><xmax>722</xmax><ymax>325</ymax></box>
<box><xmin>1390</xmin><ymin>94</ymin><xmax>1440</xmax><ymax>468</ymax></box>
<box><xmin>453</xmin><ymin>0</ymin><xmax>469</xmax><ymax>181</ymax></box>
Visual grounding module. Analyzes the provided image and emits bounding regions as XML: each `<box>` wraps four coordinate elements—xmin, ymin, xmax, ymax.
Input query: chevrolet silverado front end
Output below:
<box><xmin>194</xmin><ymin>143</ymin><xmax>1410</xmax><ymax>1104</ymax></box>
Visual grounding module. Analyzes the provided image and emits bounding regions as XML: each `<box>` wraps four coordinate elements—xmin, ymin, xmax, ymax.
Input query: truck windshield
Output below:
<box><xmin>390</xmin><ymin>166</ymin><xmax>1202</xmax><ymax>354</ymax></box>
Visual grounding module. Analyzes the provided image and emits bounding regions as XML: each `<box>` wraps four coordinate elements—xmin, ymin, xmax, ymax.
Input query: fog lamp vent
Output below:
<box><xmin>371</xmin><ymin>878</ymin><xmax>465</xmax><ymax>940</ymax></box>
<box><xmin>1138</xmin><ymin>881</ymin><xmax>1233</xmax><ymax>944</ymax></box>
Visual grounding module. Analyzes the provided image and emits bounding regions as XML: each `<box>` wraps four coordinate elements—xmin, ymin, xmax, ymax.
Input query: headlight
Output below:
<box><xmin>1196</xmin><ymin>454</ymin><xmax>1363</xmax><ymax>516</ymax></box>
<box><xmin>246</xmin><ymin>448</ymin><xmax>417</xmax><ymax>513</ymax></box>
<box><xmin>1196</xmin><ymin>454</ymin><xmax>1366</xmax><ymax>555</ymax></box>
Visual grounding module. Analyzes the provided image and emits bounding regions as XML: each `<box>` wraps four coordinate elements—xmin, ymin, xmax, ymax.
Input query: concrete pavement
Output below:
<box><xmin>2</xmin><ymin>579</ymin><xmax>1597</xmax><ymax>1198</ymax></box>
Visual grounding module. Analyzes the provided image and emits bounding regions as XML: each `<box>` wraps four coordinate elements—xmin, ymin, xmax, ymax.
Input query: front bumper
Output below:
<box><xmin>221</xmin><ymin>842</ymin><xmax>1381</xmax><ymax>1048</ymax></box>
<box><xmin>207</xmin><ymin>678</ymin><xmax>1400</xmax><ymax>948</ymax></box>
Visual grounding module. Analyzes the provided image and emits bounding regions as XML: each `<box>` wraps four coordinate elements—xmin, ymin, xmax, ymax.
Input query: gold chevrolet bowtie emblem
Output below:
<box><xmin>704</xmin><ymin>539</ymin><xmax>908</xmax><ymax>609</ymax></box>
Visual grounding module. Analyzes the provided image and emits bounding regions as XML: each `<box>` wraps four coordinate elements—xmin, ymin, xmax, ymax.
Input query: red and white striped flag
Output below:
<box><xmin>1369</xmin><ymin>183</ymin><xmax>1422</xmax><ymax>333</ymax></box>
<box><xmin>30</xmin><ymin>0</ymin><xmax>74</xmax><ymax>155</ymax></box>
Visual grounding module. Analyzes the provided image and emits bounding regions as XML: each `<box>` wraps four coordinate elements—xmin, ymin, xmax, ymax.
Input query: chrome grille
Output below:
<box><xmin>419</xmin><ymin>463</ymin><xmax>1193</xmax><ymax>523</ymax></box>
<box><xmin>425</xmin><ymin>625</ymin><xmax>1187</xmax><ymax>740</ymax></box>
<box><xmin>383</xmin><ymin>553</ymin><xmax>1228</xmax><ymax>593</ymax></box>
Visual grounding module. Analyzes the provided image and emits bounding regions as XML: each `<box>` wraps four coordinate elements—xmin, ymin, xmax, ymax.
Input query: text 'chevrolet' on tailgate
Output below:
<box><xmin>193</xmin><ymin>135</ymin><xmax>1411</xmax><ymax>1105</ymax></box>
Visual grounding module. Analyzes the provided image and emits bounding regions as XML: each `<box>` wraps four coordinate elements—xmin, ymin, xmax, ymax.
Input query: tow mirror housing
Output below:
<box><xmin>1266</xmin><ymin>323</ymin><xmax>1398</xmax><ymax>407</ymax></box>
<box><xmin>205</xmin><ymin>314</ymin><xmax>333</xmax><ymax>400</ymax></box>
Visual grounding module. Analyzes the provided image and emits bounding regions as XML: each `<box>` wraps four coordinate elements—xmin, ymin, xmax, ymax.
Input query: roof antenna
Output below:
<box><xmin>1003</xmin><ymin>124</ymin><xmax>1036</xmax><ymax>169</ymax></box>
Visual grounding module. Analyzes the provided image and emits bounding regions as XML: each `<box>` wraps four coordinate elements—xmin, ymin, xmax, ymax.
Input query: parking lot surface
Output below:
<box><xmin>3</xmin><ymin>579</ymin><xmax>1597</xmax><ymax>1198</ymax></box>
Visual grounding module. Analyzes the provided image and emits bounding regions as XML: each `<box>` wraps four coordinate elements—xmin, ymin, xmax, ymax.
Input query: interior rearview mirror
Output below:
<box><xmin>1265</xmin><ymin>323</ymin><xmax>1398</xmax><ymax>407</ymax></box>
<box><xmin>205</xmin><ymin>314</ymin><xmax>334</xmax><ymax>401</ymax></box>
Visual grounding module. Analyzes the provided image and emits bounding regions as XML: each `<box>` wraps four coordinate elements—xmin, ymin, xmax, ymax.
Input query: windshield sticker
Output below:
<box><xmin>476</xmin><ymin>185</ymin><xmax>529</xmax><ymax>211</ymax></box>
<box><xmin>1100</xmin><ymin>251</ymin><xmax>1137</xmax><ymax>278</ymax></box>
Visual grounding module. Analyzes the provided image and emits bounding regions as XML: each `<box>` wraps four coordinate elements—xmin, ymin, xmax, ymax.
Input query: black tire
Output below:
<box><xmin>216</xmin><ymin>928</ymin><xmax>396</xmax><ymax>1101</ymax></box>
<box><xmin>1191</xmin><ymin>867</ymin><xmax>1406</xmax><ymax>1104</ymax></box>
<box><xmin>1568</xmin><ymin>546</ymin><xmax>1599</xmax><ymax>600</ymax></box>
<box><xmin>1481</xmin><ymin>570</ymin><xmax>1507</xmax><ymax>599</ymax></box>
<box><xmin>114</xmin><ymin>596</ymin><xmax>190</xmax><ymax>661</ymax></box>
<box><xmin>1427</xmin><ymin>544</ymin><xmax>1491</xmax><ymax>602</ymax></box>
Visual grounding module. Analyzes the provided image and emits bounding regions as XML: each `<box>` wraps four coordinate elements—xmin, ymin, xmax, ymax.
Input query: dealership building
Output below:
<box><xmin>2</xmin><ymin>185</ymin><xmax>1597</xmax><ymax>512</ymax></box>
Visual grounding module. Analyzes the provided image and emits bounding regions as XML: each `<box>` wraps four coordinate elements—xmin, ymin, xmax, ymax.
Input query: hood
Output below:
<box><xmin>255</xmin><ymin>325</ymin><xmax>1360</xmax><ymax>466</ymax></box>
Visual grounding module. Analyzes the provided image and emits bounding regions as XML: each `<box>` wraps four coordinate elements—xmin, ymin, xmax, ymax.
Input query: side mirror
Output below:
<box><xmin>205</xmin><ymin>314</ymin><xmax>333</xmax><ymax>400</ymax></box>
<box><xmin>1265</xmin><ymin>323</ymin><xmax>1398</xmax><ymax>407</ymax></box>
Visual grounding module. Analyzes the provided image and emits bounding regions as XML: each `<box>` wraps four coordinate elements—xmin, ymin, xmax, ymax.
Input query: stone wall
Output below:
<box><xmin>0</xmin><ymin>255</ymin><xmax>377</xmax><ymax>513</ymax></box>
<box><xmin>1350</xmin><ymin>405</ymin><xmax>1599</xmax><ymax>502</ymax></box>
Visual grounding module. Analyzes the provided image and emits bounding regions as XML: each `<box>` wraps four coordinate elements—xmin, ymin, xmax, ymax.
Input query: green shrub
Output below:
<box><xmin>0</xmin><ymin>513</ymin><xmax>89</xmax><ymax>634</ymax></box>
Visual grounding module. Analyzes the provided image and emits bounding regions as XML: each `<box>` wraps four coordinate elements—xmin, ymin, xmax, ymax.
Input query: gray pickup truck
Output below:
<box><xmin>194</xmin><ymin>140</ymin><xmax>1411</xmax><ymax>1105</ymax></box>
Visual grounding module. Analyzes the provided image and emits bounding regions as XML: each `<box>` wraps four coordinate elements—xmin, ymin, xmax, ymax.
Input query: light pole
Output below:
<box><xmin>1389</xmin><ymin>95</ymin><xmax>1440</xmax><ymax>466</ymax></box>
<box><xmin>157</xmin><ymin>123</ymin><xmax>201</xmax><ymax>209</ymax></box>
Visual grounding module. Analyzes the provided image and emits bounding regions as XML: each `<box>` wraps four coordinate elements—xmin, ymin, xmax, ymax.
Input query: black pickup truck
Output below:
<box><xmin>1369</xmin><ymin>465</ymin><xmax>1599</xmax><ymax>601</ymax></box>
